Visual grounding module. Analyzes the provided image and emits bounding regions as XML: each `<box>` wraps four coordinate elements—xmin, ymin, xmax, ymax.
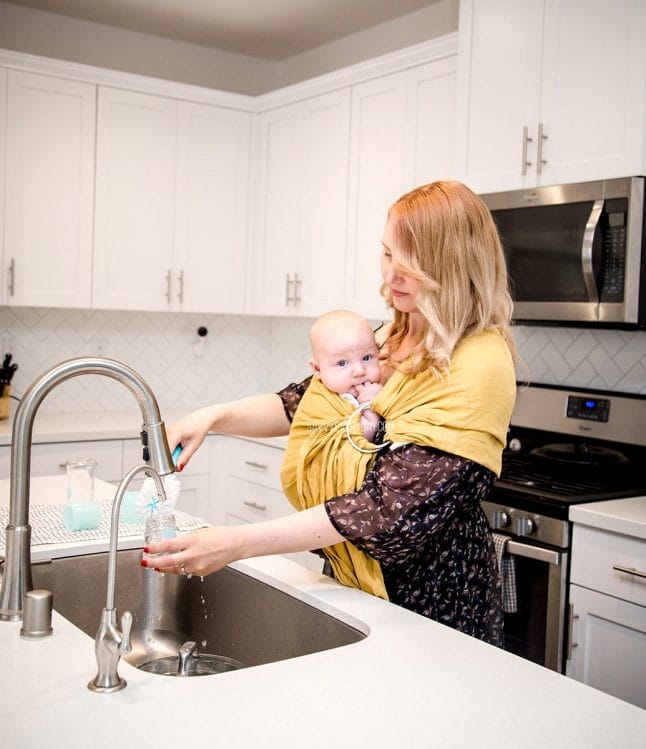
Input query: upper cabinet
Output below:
<box><xmin>250</xmin><ymin>89</ymin><xmax>351</xmax><ymax>317</ymax></box>
<box><xmin>93</xmin><ymin>87</ymin><xmax>250</xmax><ymax>313</ymax></box>
<box><xmin>455</xmin><ymin>0</ymin><xmax>646</xmax><ymax>194</ymax></box>
<box><xmin>2</xmin><ymin>70</ymin><xmax>95</xmax><ymax>307</ymax></box>
<box><xmin>347</xmin><ymin>57</ymin><xmax>457</xmax><ymax>320</ymax></box>
<box><xmin>251</xmin><ymin>53</ymin><xmax>457</xmax><ymax>321</ymax></box>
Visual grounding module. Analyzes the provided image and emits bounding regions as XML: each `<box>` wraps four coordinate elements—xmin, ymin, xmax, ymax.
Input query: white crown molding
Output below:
<box><xmin>0</xmin><ymin>48</ymin><xmax>256</xmax><ymax>110</ymax></box>
<box><xmin>0</xmin><ymin>32</ymin><xmax>457</xmax><ymax>113</ymax></box>
<box><xmin>254</xmin><ymin>33</ymin><xmax>458</xmax><ymax>112</ymax></box>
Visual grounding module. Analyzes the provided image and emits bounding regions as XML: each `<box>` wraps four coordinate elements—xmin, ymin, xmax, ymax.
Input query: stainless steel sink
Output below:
<box><xmin>32</xmin><ymin>549</ymin><xmax>365</xmax><ymax>671</ymax></box>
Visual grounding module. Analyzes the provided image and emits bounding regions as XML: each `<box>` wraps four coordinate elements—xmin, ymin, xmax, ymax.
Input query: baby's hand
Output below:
<box><xmin>355</xmin><ymin>381</ymin><xmax>383</xmax><ymax>404</ymax></box>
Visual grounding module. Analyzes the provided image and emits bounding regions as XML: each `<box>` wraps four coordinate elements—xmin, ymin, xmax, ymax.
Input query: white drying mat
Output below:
<box><xmin>0</xmin><ymin>502</ymin><xmax>208</xmax><ymax>547</ymax></box>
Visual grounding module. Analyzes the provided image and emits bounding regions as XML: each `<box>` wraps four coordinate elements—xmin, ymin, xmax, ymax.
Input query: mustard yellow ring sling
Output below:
<box><xmin>280</xmin><ymin>330</ymin><xmax>516</xmax><ymax>602</ymax></box>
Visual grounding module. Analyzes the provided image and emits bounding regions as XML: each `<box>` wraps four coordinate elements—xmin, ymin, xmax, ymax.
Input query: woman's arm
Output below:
<box><xmin>168</xmin><ymin>393</ymin><xmax>291</xmax><ymax>469</ymax></box>
<box><xmin>143</xmin><ymin>504</ymin><xmax>344</xmax><ymax>576</ymax></box>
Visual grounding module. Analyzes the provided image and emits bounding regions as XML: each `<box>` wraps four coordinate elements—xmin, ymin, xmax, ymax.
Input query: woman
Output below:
<box><xmin>146</xmin><ymin>181</ymin><xmax>517</xmax><ymax>645</ymax></box>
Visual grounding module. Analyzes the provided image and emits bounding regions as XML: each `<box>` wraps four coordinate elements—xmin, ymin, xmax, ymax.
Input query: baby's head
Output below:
<box><xmin>309</xmin><ymin>310</ymin><xmax>381</xmax><ymax>398</ymax></box>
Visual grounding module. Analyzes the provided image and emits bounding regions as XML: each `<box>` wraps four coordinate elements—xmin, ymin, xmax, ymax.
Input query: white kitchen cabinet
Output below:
<box><xmin>250</xmin><ymin>89</ymin><xmax>350</xmax><ymax>316</ymax></box>
<box><xmin>2</xmin><ymin>70</ymin><xmax>95</xmax><ymax>307</ymax></box>
<box><xmin>567</xmin><ymin>524</ymin><xmax>646</xmax><ymax>709</ymax></box>
<box><xmin>212</xmin><ymin>436</ymin><xmax>323</xmax><ymax>572</ymax></box>
<box><xmin>346</xmin><ymin>58</ymin><xmax>457</xmax><ymax>320</ymax></box>
<box><xmin>0</xmin><ymin>440</ymin><xmax>123</xmax><ymax>483</ymax></box>
<box><xmin>93</xmin><ymin>87</ymin><xmax>250</xmax><ymax>313</ymax></box>
<box><xmin>455</xmin><ymin>0</ymin><xmax>646</xmax><ymax>194</ymax></box>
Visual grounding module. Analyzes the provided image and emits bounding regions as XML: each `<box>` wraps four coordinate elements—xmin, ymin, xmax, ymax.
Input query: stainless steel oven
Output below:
<box><xmin>487</xmin><ymin>383</ymin><xmax>646</xmax><ymax>672</ymax></box>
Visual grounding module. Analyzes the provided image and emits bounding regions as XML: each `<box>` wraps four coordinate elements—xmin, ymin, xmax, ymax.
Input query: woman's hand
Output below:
<box><xmin>166</xmin><ymin>405</ymin><xmax>220</xmax><ymax>470</ymax></box>
<box><xmin>141</xmin><ymin>526</ymin><xmax>244</xmax><ymax>577</ymax></box>
<box><xmin>142</xmin><ymin>505</ymin><xmax>344</xmax><ymax>578</ymax></box>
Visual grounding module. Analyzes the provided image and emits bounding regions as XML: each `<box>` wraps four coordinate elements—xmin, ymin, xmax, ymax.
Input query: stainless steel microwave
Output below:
<box><xmin>481</xmin><ymin>177</ymin><xmax>646</xmax><ymax>327</ymax></box>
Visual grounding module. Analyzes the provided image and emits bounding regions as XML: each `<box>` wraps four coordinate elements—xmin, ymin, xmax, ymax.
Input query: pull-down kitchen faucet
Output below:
<box><xmin>0</xmin><ymin>357</ymin><xmax>175</xmax><ymax>622</ymax></box>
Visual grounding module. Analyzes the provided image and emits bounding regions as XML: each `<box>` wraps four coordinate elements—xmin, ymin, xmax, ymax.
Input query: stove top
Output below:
<box><xmin>493</xmin><ymin>383</ymin><xmax>646</xmax><ymax>520</ymax></box>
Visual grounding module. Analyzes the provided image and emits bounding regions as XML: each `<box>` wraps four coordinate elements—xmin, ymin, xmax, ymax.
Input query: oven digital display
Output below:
<box><xmin>566</xmin><ymin>395</ymin><xmax>610</xmax><ymax>422</ymax></box>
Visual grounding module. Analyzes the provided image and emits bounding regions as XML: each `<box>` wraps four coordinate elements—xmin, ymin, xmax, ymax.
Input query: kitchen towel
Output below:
<box><xmin>492</xmin><ymin>532</ymin><xmax>518</xmax><ymax>614</ymax></box>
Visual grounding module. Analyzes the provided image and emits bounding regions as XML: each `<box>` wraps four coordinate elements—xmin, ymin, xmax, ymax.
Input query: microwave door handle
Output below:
<box><xmin>581</xmin><ymin>199</ymin><xmax>604</xmax><ymax>303</ymax></box>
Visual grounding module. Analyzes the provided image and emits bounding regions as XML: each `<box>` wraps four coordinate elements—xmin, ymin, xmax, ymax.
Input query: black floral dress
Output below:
<box><xmin>278</xmin><ymin>378</ymin><xmax>503</xmax><ymax>646</ymax></box>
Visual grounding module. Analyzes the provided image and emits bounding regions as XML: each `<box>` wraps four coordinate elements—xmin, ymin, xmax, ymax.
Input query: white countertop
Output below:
<box><xmin>1</xmin><ymin>484</ymin><xmax>646</xmax><ymax>746</ymax></box>
<box><xmin>570</xmin><ymin>496</ymin><xmax>646</xmax><ymax>540</ymax></box>
<box><xmin>0</xmin><ymin>408</ymin><xmax>288</xmax><ymax>449</ymax></box>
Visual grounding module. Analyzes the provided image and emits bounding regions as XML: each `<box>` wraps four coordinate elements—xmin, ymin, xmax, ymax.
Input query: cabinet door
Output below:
<box><xmin>0</xmin><ymin>68</ymin><xmax>6</xmax><ymax>305</ymax></box>
<box><xmin>406</xmin><ymin>57</ymin><xmax>458</xmax><ymax>186</ymax></box>
<box><xmin>4</xmin><ymin>71</ymin><xmax>95</xmax><ymax>308</ymax></box>
<box><xmin>93</xmin><ymin>87</ymin><xmax>177</xmax><ymax>310</ymax></box>
<box><xmin>455</xmin><ymin>0</ymin><xmax>544</xmax><ymax>193</ymax></box>
<box><xmin>346</xmin><ymin>73</ymin><xmax>408</xmax><ymax>320</ymax></box>
<box><xmin>174</xmin><ymin>103</ymin><xmax>251</xmax><ymax>313</ymax></box>
<box><xmin>295</xmin><ymin>89</ymin><xmax>350</xmax><ymax>317</ymax></box>
<box><xmin>567</xmin><ymin>584</ymin><xmax>646</xmax><ymax>710</ymax></box>
<box><xmin>250</xmin><ymin>103</ymin><xmax>302</xmax><ymax>315</ymax></box>
<box><xmin>539</xmin><ymin>0</ymin><xmax>646</xmax><ymax>184</ymax></box>
<box><xmin>0</xmin><ymin>440</ymin><xmax>123</xmax><ymax>483</ymax></box>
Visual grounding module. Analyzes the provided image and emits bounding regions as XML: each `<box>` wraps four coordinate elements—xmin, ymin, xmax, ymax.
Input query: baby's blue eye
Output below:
<box><xmin>362</xmin><ymin>354</ymin><xmax>372</xmax><ymax>362</ymax></box>
<box><xmin>337</xmin><ymin>360</ymin><xmax>348</xmax><ymax>367</ymax></box>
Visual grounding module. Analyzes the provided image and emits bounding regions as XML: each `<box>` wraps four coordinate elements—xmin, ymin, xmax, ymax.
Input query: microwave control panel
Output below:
<box><xmin>600</xmin><ymin>200</ymin><xmax>627</xmax><ymax>303</ymax></box>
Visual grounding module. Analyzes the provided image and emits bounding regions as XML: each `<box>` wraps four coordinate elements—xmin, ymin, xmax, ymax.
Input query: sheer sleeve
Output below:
<box><xmin>324</xmin><ymin>444</ymin><xmax>494</xmax><ymax>564</ymax></box>
<box><xmin>276</xmin><ymin>376</ymin><xmax>312</xmax><ymax>423</ymax></box>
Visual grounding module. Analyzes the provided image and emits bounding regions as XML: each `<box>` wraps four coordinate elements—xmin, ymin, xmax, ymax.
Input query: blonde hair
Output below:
<box><xmin>380</xmin><ymin>181</ymin><xmax>516</xmax><ymax>375</ymax></box>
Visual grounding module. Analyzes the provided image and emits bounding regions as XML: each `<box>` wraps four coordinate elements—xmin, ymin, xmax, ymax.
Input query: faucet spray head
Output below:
<box><xmin>140</xmin><ymin>422</ymin><xmax>175</xmax><ymax>477</ymax></box>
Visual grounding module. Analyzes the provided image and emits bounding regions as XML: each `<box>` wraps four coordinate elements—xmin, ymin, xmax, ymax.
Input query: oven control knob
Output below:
<box><xmin>492</xmin><ymin>510</ymin><xmax>510</xmax><ymax>529</ymax></box>
<box><xmin>513</xmin><ymin>516</ymin><xmax>535</xmax><ymax>537</ymax></box>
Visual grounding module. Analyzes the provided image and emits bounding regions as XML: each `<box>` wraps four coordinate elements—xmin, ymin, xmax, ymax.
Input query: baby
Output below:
<box><xmin>308</xmin><ymin>310</ymin><xmax>384</xmax><ymax>442</ymax></box>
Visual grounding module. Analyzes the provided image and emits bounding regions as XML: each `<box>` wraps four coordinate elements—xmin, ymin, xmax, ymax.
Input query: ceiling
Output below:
<box><xmin>6</xmin><ymin>0</ymin><xmax>443</xmax><ymax>60</ymax></box>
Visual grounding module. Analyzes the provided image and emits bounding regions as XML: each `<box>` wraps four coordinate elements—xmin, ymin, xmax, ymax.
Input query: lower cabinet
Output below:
<box><xmin>567</xmin><ymin>584</ymin><xmax>646</xmax><ymax>709</ymax></box>
<box><xmin>567</xmin><ymin>524</ymin><xmax>646</xmax><ymax>709</ymax></box>
<box><xmin>0</xmin><ymin>439</ymin><xmax>123</xmax><ymax>483</ymax></box>
<box><xmin>211</xmin><ymin>435</ymin><xmax>323</xmax><ymax>573</ymax></box>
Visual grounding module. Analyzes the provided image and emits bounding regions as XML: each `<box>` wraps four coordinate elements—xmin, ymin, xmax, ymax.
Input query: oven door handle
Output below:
<box><xmin>506</xmin><ymin>540</ymin><xmax>562</xmax><ymax>565</ymax></box>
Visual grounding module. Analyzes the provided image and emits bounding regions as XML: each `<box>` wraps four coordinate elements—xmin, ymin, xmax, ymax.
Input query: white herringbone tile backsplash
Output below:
<box><xmin>1</xmin><ymin>307</ymin><xmax>645</xmax><ymax>416</ymax></box>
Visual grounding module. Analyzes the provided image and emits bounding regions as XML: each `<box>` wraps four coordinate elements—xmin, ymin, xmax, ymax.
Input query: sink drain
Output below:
<box><xmin>138</xmin><ymin>641</ymin><xmax>244</xmax><ymax>677</ymax></box>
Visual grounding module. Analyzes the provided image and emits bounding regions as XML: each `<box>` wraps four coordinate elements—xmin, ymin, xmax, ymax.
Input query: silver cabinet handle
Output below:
<box><xmin>566</xmin><ymin>602</ymin><xmax>579</xmax><ymax>661</ymax></box>
<box><xmin>243</xmin><ymin>501</ymin><xmax>267</xmax><ymax>512</ymax></box>
<box><xmin>165</xmin><ymin>268</ymin><xmax>172</xmax><ymax>303</ymax></box>
<box><xmin>582</xmin><ymin>199</ymin><xmax>603</xmax><ymax>303</ymax></box>
<box><xmin>294</xmin><ymin>273</ymin><xmax>302</xmax><ymax>306</ymax></box>
<box><xmin>177</xmin><ymin>269</ymin><xmax>184</xmax><ymax>304</ymax></box>
<box><xmin>8</xmin><ymin>258</ymin><xmax>15</xmax><ymax>296</ymax></box>
<box><xmin>613</xmin><ymin>564</ymin><xmax>646</xmax><ymax>580</ymax></box>
<box><xmin>285</xmin><ymin>273</ymin><xmax>294</xmax><ymax>307</ymax></box>
<box><xmin>521</xmin><ymin>125</ymin><xmax>533</xmax><ymax>175</ymax></box>
<box><xmin>537</xmin><ymin>122</ymin><xmax>548</xmax><ymax>174</ymax></box>
<box><xmin>244</xmin><ymin>460</ymin><xmax>268</xmax><ymax>470</ymax></box>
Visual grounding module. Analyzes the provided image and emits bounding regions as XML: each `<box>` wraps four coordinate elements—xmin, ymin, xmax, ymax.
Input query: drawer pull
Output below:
<box><xmin>243</xmin><ymin>501</ymin><xmax>267</xmax><ymax>512</ymax></box>
<box><xmin>244</xmin><ymin>460</ymin><xmax>268</xmax><ymax>470</ymax></box>
<box><xmin>612</xmin><ymin>564</ymin><xmax>646</xmax><ymax>580</ymax></box>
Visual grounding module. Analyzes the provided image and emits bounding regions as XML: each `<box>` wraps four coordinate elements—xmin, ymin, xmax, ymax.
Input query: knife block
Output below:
<box><xmin>0</xmin><ymin>385</ymin><xmax>10</xmax><ymax>420</ymax></box>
